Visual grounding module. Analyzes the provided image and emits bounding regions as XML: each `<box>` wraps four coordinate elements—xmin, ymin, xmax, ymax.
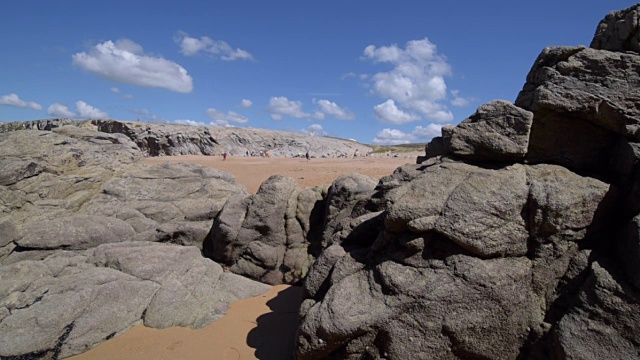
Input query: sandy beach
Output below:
<box><xmin>144</xmin><ymin>153</ymin><xmax>419</xmax><ymax>193</ymax></box>
<box><xmin>69</xmin><ymin>154</ymin><xmax>418</xmax><ymax>359</ymax></box>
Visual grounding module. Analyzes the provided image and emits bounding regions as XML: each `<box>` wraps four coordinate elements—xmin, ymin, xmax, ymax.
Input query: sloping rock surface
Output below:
<box><xmin>0</xmin><ymin>127</ymin><xmax>269</xmax><ymax>358</ymax></box>
<box><xmin>0</xmin><ymin>118</ymin><xmax>372</xmax><ymax>158</ymax></box>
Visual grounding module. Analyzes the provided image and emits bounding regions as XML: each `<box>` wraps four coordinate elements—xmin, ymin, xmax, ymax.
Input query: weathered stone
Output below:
<box><xmin>443</xmin><ymin>100</ymin><xmax>533</xmax><ymax>162</ymax></box>
<box><xmin>16</xmin><ymin>215</ymin><xmax>136</xmax><ymax>250</ymax></box>
<box><xmin>555</xmin><ymin>262</ymin><xmax>640</xmax><ymax>359</ymax></box>
<box><xmin>526</xmin><ymin>164</ymin><xmax>613</xmax><ymax>245</ymax></box>
<box><xmin>0</xmin><ymin>241</ymin><xmax>270</xmax><ymax>358</ymax></box>
<box><xmin>386</xmin><ymin>162</ymin><xmax>529</xmax><ymax>257</ymax></box>
<box><xmin>207</xmin><ymin>176</ymin><xmax>316</xmax><ymax>284</ymax></box>
<box><xmin>591</xmin><ymin>4</ymin><xmax>640</xmax><ymax>53</ymax></box>
<box><xmin>515</xmin><ymin>46</ymin><xmax>640</xmax><ymax>171</ymax></box>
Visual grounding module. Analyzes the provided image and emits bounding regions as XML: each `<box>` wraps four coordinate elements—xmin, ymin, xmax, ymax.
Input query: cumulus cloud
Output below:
<box><xmin>372</xmin><ymin>123</ymin><xmax>445</xmax><ymax>145</ymax></box>
<box><xmin>363</xmin><ymin>38</ymin><xmax>454</xmax><ymax>123</ymax></box>
<box><xmin>0</xmin><ymin>93</ymin><xmax>42</xmax><ymax>110</ymax></box>
<box><xmin>72</xmin><ymin>39</ymin><xmax>193</xmax><ymax>93</ymax></box>
<box><xmin>47</xmin><ymin>103</ymin><xmax>75</xmax><ymax>117</ymax></box>
<box><xmin>314</xmin><ymin>99</ymin><xmax>354</xmax><ymax>120</ymax></box>
<box><xmin>413</xmin><ymin>124</ymin><xmax>444</xmax><ymax>139</ymax></box>
<box><xmin>371</xmin><ymin>128</ymin><xmax>413</xmax><ymax>145</ymax></box>
<box><xmin>374</xmin><ymin>99</ymin><xmax>420</xmax><ymax>124</ymax></box>
<box><xmin>206</xmin><ymin>108</ymin><xmax>249</xmax><ymax>124</ymax></box>
<box><xmin>301</xmin><ymin>123</ymin><xmax>328</xmax><ymax>136</ymax></box>
<box><xmin>267</xmin><ymin>96</ymin><xmax>310</xmax><ymax>120</ymax></box>
<box><xmin>76</xmin><ymin>100</ymin><xmax>108</xmax><ymax>119</ymax></box>
<box><xmin>110</xmin><ymin>87</ymin><xmax>120</xmax><ymax>93</ymax></box>
<box><xmin>174</xmin><ymin>32</ymin><xmax>253</xmax><ymax>61</ymax></box>
<box><xmin>239</xmin><ymin>99</ymin><xmax>253</xmax><ymax>108</ymax></box>
<box><xmin>174</xmin><ymin>119</ymin><xmax>207</xmax><ymax>126</ymax></box>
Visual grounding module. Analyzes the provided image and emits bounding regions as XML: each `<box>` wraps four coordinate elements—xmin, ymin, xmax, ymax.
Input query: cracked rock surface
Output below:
<box><xmin>0</xmin><ymin>126</ymin><xmax>269</xmax><ymax>358</ymax></box>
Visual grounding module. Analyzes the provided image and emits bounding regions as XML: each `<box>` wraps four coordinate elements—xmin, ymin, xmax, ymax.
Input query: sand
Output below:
<box><xmin>144</xmin><ymin>153</ymin><xmax>419</xmax><ymax>193</ymax></box>
<box><xmin>69</xmin><ymin>154</ymin><xmax>418</xmax><ymax>359</ymax></box>
<box><xmin>69</xmin><ymin>285</ymin><xmax>302</xmax><ymax>360</ymax></box>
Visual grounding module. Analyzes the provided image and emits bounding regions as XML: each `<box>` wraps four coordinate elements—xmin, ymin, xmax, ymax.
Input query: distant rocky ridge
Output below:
<box><xmin>0</xmin><ymin>119</ymin><xmax>372</xmax><ymax>158</ymax></box>
<box><xmin>2</xmin><ymin>4</ymin><xmax>640</xmax><ymax>360</ymax></box>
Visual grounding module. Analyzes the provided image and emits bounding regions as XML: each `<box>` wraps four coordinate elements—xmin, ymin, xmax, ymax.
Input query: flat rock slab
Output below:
<box><xmin>0</xmin><ymin>242</ymin><xmax>270</xmax><ymax>358</ymax></box>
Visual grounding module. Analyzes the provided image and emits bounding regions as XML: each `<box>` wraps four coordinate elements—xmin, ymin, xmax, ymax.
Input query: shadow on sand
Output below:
<box><xmin>247</xmin><ymin>285</ymin><xmax>303</xmax><ymax>360</ymax></box>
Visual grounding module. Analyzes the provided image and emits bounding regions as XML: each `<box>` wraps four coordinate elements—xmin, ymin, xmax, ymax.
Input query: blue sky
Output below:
<box><xmin>0</xmin><ymin>1</ymin><xmax>636</xmax><ymax>144</ymax></box>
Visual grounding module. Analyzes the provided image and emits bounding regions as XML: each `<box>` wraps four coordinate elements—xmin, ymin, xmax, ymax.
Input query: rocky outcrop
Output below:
<box><xmin>203</xmin><ymin>173</ymin><xmax>380</xmax><ymax>286</ymax></box>
<box><xmin>591</xmin><ymin>4</ymin><xmax>640</xmax><ymax>53</ymax></box>
<box><xmin>0</xmin><ymin>118</ymin><xmax>372</xmax><ymax>158</ymax></box>
<box><xmin>290</xmin><ymin>4</ymin><xmax>640</xmax><ymax>359</ymax></box>
<box><xmin>441</xmin><ymin>100</ymin><xmax>533</xmax><ymax>162</ymax></box>
<box><xmin>0</xmin><ymin>242</ymin><xmax>268</xmax><ymax>359</ymax></box>
<box><xmin>0</xmin><ymin>126</ymin><xmax>269</xmax><ymax>358</ymax></box>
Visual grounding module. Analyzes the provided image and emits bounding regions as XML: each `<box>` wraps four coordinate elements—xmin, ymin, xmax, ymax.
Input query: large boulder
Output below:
<box><xmin>515</xmin><ymin>46</ymin><xmax>640</xmax><ymax>171</ymax></box>
<box><xmin>296</xmin><ymin>159</ymin><xmax>615</xmax><ymax>359</ymax></box>
<box><xmin>590</xmin><ymin>4</ymin><xmax>640</xmax><ymax>53</ymax></box>
<box><xmin>442</xmin><ymin>100</ymin><xmax>533</xmax><ymax>163</ymax></box>
<box><xmin>205</xmin><ymin>173</ymin><xmax>378</xmax><ymax>285</ymax></box>
<box><xmin>205</xmin><ymin>175</ymin><xmax>328</xmax><ymax>284</ymax></box>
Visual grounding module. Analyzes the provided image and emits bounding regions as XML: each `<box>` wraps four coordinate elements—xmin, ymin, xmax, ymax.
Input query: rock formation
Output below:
<box><xmin>0</xmin><ymin>126</ymin><xmax>269</xmax><ymax>358</ymax></box>
<box><xmin>0</xmin><ymin>119</ymin><xmax>372</xmax><ymax>158</ymax></box>
<box><xmin>290</xmin><ymin>4</ymin><xmax>640</xmax><ymax>359</ymax></box>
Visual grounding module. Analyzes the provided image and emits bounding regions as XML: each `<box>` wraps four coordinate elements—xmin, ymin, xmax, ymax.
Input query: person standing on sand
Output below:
<box><xmin>305</xmin><ymin>151</ymin><xmax>310</xmax><ymax>161</ymax></box>
<box><xmin>223</xmin><ymin>152</ymin><xmax>227</xmax><ymax>161</ymax></box>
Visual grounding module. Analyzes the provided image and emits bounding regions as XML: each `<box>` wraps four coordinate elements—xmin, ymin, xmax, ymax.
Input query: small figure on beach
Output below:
<box><xmin>222</xmin><ymin>152</ymin><xmax>227</xmax><ymax>161</ymax></box>
<box><xmin>305</xmin><ymin>151</ymin><xmax>310</xmax><ymax>161</ymax></box>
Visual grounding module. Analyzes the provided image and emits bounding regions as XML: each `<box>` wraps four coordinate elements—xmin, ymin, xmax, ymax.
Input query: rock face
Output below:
<box><xmin>0</xmin><ymin>126</ymin><xmax>269</xmax><ymax>358</ymax></box>
<box><xmin>203</xmin><ymin>174</ymin><xmax>379</xmax><ymax>285</ymax></box>
<box><xmin>591</xmin><ymin>4</ymin><xmax>640</xmax><ymax>53</ymax></box>
<box><xmin>441</xmin><ymin>100</ymin><xmax>533</xmax><ymax>162</ymax></box>
<box><xmin>288</xmin><ymin>4</ymin><xmax>640</xmax><ymax>359</ymax></box>
<box><xmin>1</xmin><ymin>118</ymin><xmax>372</xmax><ymax>158</ymax></box>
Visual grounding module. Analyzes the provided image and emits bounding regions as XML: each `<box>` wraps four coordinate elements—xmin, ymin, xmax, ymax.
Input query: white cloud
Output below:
<box><xmin>174</xmin><ymin>32</ymin><xmax>254</xmax><ymax>61</ymax></box>
<box><xmin>413</xmin><ymin>124</ymin><xmax>444</xmax><ymax>140</ymax></box>
<box><xmin>72</xmin><ymin>39</ymin><xmax>193</xmax><ymax>93</ymax></box>
<box><xmin>47</xmin><ymin>103</ymin><xmax>75</xmax><ymax>117</ymax></box>
<box><xmin>371</xmin><ymin>128</ymin><xmax>414</xmax><ymax>145</ymax></box>
<box><xmin>76</xmin><ymin>100</ymin><xmax>108</xmax><ymax>119</ymax></box>
<box><xmin>206</xmin><ymin>108</ymin><xmax>249</xmax><ymax>124</ymax></box>
<box><xmin>174</xmin><ymin>119</ymin><xmax>206</xmax><ymax>126</ymax></box>
<box><xmin>301</xmin><ymin>123</ymin><xmax>328</xmax><ymax>136</ymax></box>
<box><xmin>239</xmin><ymin>99</ymin><xmax>253</xmax><ymax>108</ymax></box>
<box><xmin>314</xmin><ymin>99</ymin><xmax>354</xmax><ymax>120</ymax></box>
<box><xmin>363</xmin><ymin>38</ymin><xmax>454</xmax><ymax>123</ymax></box>
<box><xmin>374</xmin><ymin>99</ymin><xmax>420</xmax><ymax>124</ymax></box>
<box><xmin>110</xmin><ymin>87</ymin><xmax>120</xmax><ymax>93</ymax></box>
<box><xmin>267</xmin><ymin>96</ymin><xmax>310</xmax><ymax>120</ymax></box>
<box><xmin>372</xmin><ymin>123</ymin><xmax>445</xmax><ymax>145</ymax></box>
<box><xmin>0</xmin><ymin>93</ymin><xmax>42</xmax><ymax>110</ymax></box>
